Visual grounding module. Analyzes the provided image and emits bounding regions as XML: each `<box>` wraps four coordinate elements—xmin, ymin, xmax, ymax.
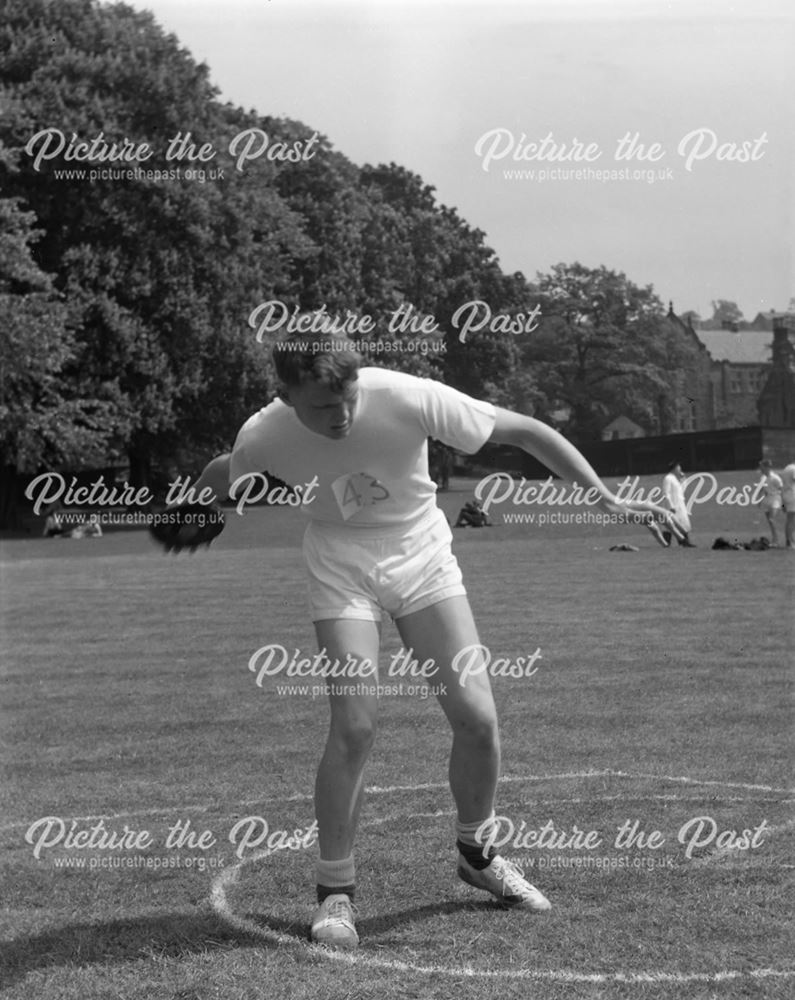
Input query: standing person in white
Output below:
<box><xmin>778</xmin><ymin>462</ymin><xmax>795</xmax><ymax>549</ymax></box>
<box><xmin>662</xmin><ymin>462</ymin><xmax>695</xmax><ymax>547</ymax></box>
<box><xmin>757</xmin><ymin>459</ymin><xmax>784</xmax><ymax>547</ymax></box>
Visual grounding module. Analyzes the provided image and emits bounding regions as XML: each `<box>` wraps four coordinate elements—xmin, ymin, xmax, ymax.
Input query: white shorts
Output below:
<box><xmin>302</xmin><ymin>507</ymin><xmax>466</xmax><ymax>622</ymax></box>
<box><xmin>761</xmin><ymin>497</ymin><xmax>783</xmax><ymax>513</ymax></box>
<box><xmin>782</xmin><ymin>489</ymin><xmax>795</xmax><ymax>511</ymax></box>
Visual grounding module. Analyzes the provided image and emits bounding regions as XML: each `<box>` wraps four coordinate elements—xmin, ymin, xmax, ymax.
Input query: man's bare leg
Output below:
<box><xmin>765</xmin><ymin>510</ymin><xmax>780</xmax><ymax>547</ymax></box>
<box><xmin>313</xmin><ymin>617</ymin><xmax>381</xmax><ymax>859</ymax></box>
<box><xmin>310</xmin><ymin>617</ymin><xmax>380</xmax><ymax>948</ymax></box>
<box><xmin>396</xmin><ymin>595</ymin><xmax>550</xmax><ymax>911</ymax></box>
<box><xmin>396</xmin><ymin>595</ymin><xmax>500</xmax><ymax>822</ymax></box>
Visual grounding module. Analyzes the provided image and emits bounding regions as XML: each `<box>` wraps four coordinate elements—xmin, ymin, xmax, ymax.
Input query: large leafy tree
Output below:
<box><xmin>709</xmin><ymin>299</ymin><xmax>744</xmax><ymax>329</ymax></box>
<box><xmin>359</xmin><ymin>164</ymin><xmax>536</xmax><ymax>392</ymax></box>
<box><xmin>0</xmin><ymin>0</ymin><xmax>563</xmax><ymax>518</ymax></box>
<box><xmin>0</xmin><ymin>196</ymin><xmax>119</xmax><ymax>525</ymax></box>
<box><xmin>527</xmin><ymin>263</ymin><xmax>700</xmax><ymax>442</ymax></box>
<box><xmin>1</xmin><ymin>0</ymin><xmax>313</xmax><ymax>491</ymax></box>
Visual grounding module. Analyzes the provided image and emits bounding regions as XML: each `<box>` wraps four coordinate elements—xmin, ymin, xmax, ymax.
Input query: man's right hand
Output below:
<box><xmin>149</xmin><ymin>502</ymin><xmax>225</xmax><ymax>553</ymax></box>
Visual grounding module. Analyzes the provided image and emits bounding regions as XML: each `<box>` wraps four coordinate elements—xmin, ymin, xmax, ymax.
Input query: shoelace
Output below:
<box><xmin>493</xmin><ymin>857</ymin><xmax>534</xmax><ymax>896</ymax></box>
<box><xmin>325</xmin><ymin>897</ymin><xmax>358</xmax><ymax>925</ymax></box>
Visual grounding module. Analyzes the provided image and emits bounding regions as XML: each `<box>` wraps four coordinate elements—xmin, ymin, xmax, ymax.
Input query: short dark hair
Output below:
<box><xmin>272</xmin><ymin>331</ymin><xmax>362</xmax><ymax>391</ymax></box>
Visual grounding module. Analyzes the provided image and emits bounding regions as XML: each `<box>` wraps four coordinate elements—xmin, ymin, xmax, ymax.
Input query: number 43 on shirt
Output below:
<box><xmin>331</xmin><ymin>472</ymin><xmax>391</xmax><ymax>520</ymax></box>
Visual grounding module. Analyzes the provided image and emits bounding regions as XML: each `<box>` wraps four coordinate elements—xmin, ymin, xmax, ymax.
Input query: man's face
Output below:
<box><xmin>281</xmin><ymin>377</ymin><xmax>359</xmax><ymax>439</ymax></box>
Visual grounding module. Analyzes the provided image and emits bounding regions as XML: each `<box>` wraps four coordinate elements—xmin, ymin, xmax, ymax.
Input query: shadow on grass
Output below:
<box><xmin>0</xmin><ymin>901</ymin><xmax>491</xmax><ymax>987</ymax></box>
<box><xmin>0</xmin><ymin>911</ymin><xmax>258</xmax><ymax>989</ymax></box>
<box><xmin>358</xmin><ymin>898</ymin><xmax>494</xmax><ymax>938</ymax></box>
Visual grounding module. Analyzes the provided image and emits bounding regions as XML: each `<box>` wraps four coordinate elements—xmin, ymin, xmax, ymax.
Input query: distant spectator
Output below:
<box><xmin>429</xmin><ymin>439</ymin><xmax>453</xmax><ymax>491</ymax></box>
<box><xmin>662</xmin><ymin>462</ymin><xmax>695</xmax><ymax>547</ymax></box>
<box><xmin>455</xmin><ymin>499</ymin><xmax>491</xmax><ymax>528</ymax></box>
<box><xmin>43</xmin><ymin>503</ymin><xmax>67</xmax><ymax>538</ymax></box>
<box><xmin>780</xmin><ymin>462</ymin><xmax>795</xmax><ymax>549</ymax></box>
<box><xmin>757</xmin><ymin>459</ymin><xmax>783</xmax><ymax>547</ymax></box>
<box><xmin>43</xmin><ymin>504</ymin><xmax>103</xmax><ymax>539</ymax></box>
<box><xmin>70</xmin><ymin>520</ymin><xmax>103</xmax><ymax>539</ymax></box>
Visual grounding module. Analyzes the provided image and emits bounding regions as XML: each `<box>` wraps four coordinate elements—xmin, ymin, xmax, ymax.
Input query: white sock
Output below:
<box><xmin>456</xmin><ymin>813</ymin><xmax>497</xmax><ymax>850</ymax></box>
<box><xmin>316</xmin><ymin>854</ymin><xmax>355</xmax><ymax>900</ymax></box>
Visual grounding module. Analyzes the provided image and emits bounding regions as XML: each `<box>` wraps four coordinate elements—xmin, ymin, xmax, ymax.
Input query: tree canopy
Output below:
<box><xmin>0</xmin><ymin>0</ymin><xmax>700</xmax><ymax>524</ymax></box>
<box><xmin>510</xmin><ymin>263</ymin><xmax>703</xmax><ymax>441</ymax></box>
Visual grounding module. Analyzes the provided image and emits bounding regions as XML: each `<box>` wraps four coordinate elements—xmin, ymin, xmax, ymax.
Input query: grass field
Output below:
<box><xmin>1</xmin><ymin>472</ymin><xmax>793</xmax><ymax>999</ymax></box>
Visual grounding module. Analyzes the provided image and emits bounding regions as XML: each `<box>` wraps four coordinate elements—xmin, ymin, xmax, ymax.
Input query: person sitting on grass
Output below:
<box><xmin>180</xmin><ymin>332</ymin><xmax>682</xmax><ymax>949</ymax></box>
<box><xmin>43</xmin><ymin>503</ymin><xmax>67</xmax><ymax>538</ymax></box>
<box><xmin>455</xmin><ymin>498</ymin><xmax>491</xmax><ymax>527</ymax></box>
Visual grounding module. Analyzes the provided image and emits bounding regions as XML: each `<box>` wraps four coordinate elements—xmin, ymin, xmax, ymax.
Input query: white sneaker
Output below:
<box><xmin>458</xmin><ymin>854</ymin><xmax>551</xmax><ymax>911</ymax></box>
<box><xmin>310</xmin><ymin>893</ymin><xmax>359</xmax><ymax>948</ymax></box>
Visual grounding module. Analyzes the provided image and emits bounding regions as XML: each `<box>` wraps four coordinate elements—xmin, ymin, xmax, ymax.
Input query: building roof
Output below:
<box><xmin>603</xmin><ymin>415</ymin><xmax>644</xmax><ymax>433</ymax></box>
<box><xmin>694</xmin><ymin>329</ymin><xmax>773</xmax><ymax>364</ymax></box>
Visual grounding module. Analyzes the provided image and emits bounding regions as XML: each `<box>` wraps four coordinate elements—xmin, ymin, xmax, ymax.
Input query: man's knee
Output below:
<box><xmin>329</xmin><ymin>712</ymin><xmax>377</xmax><ymax>760</ymax></box>
<box><xmin>452</xmin><ymin>706</ymin><xmax>499</xmax><ymax>752</ymax></box>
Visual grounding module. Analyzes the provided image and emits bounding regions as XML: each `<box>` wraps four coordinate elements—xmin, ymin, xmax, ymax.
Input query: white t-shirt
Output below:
<box><xmin>229</xmin><ymin>368</ymin><xmax>496</xmax><ymax>528</ymax></box>
<box><xmin>759</xmin><ymin>471</ymin><xmax>783</xmax><ymax>498</ymax></box>
<box><xmin>759</xmin><ymin>470</ymin><xmax>784</xmax><ymax>510</ymax></box>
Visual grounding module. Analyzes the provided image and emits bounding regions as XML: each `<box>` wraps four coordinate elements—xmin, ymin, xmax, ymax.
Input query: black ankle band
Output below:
<box><xmin>457</xmin><ymin>839</ymin><xmax>495</xmax><ymax>871</ymax></box>
<box><xmin>317</xmin><ymin>883</ymin><xmax>355</xmax><ymax>903</ymax></box>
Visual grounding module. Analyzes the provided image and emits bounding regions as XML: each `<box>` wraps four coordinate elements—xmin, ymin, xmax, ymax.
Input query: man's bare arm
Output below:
<box><xmin>488</xmin><ymin>409</ymin><xmax>617</xmax><ymax>505</ymax></box>
<box><xmin>487</xmin><ymin>408</ymin><xmax>682</xmax><ymax>534</ymax></box>
<box><xmin>192</xmin><ymin>453</ymin><xmax>232</xmax><ymax>503</ymax></box>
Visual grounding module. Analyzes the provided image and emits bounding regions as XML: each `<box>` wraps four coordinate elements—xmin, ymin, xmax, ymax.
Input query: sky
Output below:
<box><xmin>126</xmin><ymin>0</ymin><xmax>794</xmax><ymax>321</ymax></box>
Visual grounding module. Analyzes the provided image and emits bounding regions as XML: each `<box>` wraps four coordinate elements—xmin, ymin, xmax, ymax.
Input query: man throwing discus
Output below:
<box><xmin>167</xmin><ymin>332</ymin><xmax>681</xmax><ymax>949</ymax></box>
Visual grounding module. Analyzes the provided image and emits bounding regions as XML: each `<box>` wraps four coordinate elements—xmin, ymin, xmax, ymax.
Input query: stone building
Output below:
<box><xmin>696</xmin><ymin>327</ymin><xmax>772</xmax><ymax>428</ymax></box>
<box><xmin>663</xmin><ymin>304</ymin><xmax>714</xmax><ymax>433</ymax></box>
<box><xmin>757</xmin><ymin>316</ymin><xmax>795</xmax><ymax>428</ymax></box>
<box><xmin>601</xmin><ymin>415</ymin><xmax>645</xmax><ymax>441</ymax></box>
<box><xmin>601</xmin><ymin>309</ymin><xmax>795</xmax><ymax>439</ymax></box>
